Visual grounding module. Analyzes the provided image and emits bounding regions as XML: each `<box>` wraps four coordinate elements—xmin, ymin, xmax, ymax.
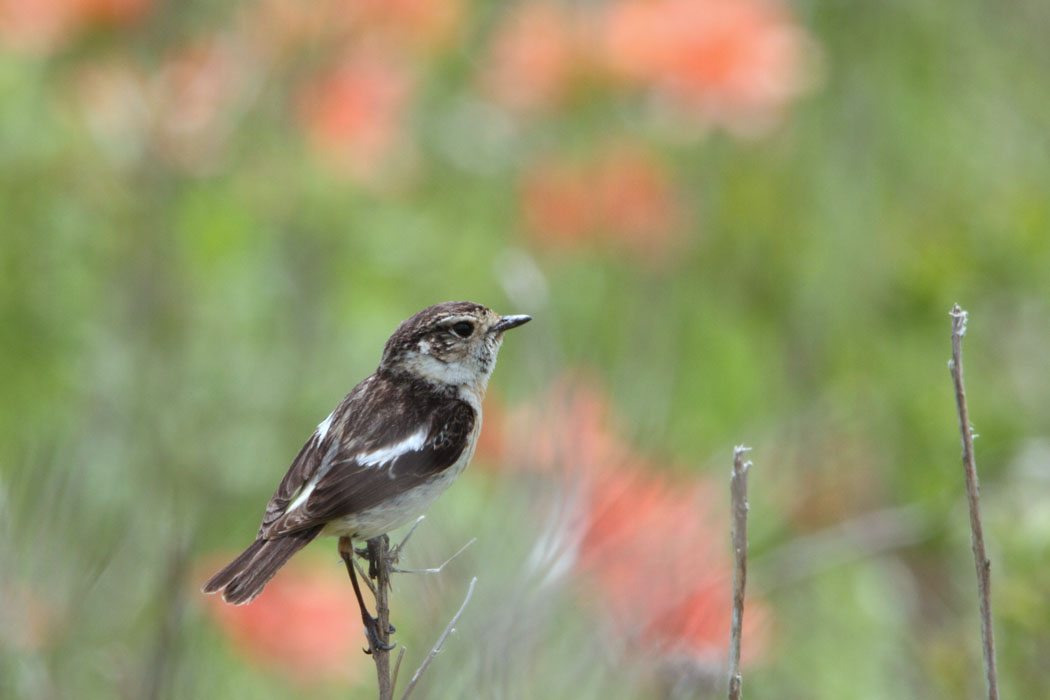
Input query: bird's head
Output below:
<box><xmin>380</xmin><ymin>301</ymin><xmax>531</xmax><ymax>394</ymax></box>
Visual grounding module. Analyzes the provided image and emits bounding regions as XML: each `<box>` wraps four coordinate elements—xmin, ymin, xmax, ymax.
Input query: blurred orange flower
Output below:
<box><xmin>591</xmin><ymin>146</ymin><xmax>683</xmax><ymax>252</ymax></box>
<box><xmin>474</xmin><ymin>395</ymin><xmax>509</xmax><ymax>466</ymax></box>
<box><xmin>498</xmin><ymin>377</ymin><xmax>769</xmax><ymax>667</ymax></box>
<box><xmin>481</xmin><ymin>2</ymin><xmax>580</xmax><ymax>114</ymax></box>
<box><xmin>0</xmin><ymin>0</ymin><xmax>149</xmax><ymax>54</ymax></box>
<box><xmin>242</xmin><ymin>0</ymin><xmax>461</xmax><ymax>61</ymax></box>
<box><xmin>600</xmin><ymin>0</ymin><xmax>816</xmax><ymax>134</ymax></box>
<box><xmin>202</xmin><ymin>556</ymin><xmax>364</xmax><ymax>684</ymax></box>
<box><xmin>354</xmin><ymin>0</ymin><xmax>463</xmax><ymax>54</ymax></box>
<box><xmin>297</xmin><ymin>50</ymin><xmax>416</xmax><ymax>184</ymax></box>
<box><xmin>77</xmin><ymin>0</ymin><xmax>149</xmax><ymax>25</ymax></box>
<box><xmin>239</xmin><ymin>0</ymin><xmax>349</xmax><ymax>58</ymax></box>
<box><xmin>520</xmin><ymin>158</ymin><xmax>595</xmax><ymax>247</ymax></box>
<box><xmin>579</xmin><ymin>463</ymin><xmax>768</xmax><ymax>663</ymax></box>
<box><xmin>0</xmin><ymin>0</ymin><xmax>76</xmax><ymax>52</ymax></box>
<box><xmin>499</xmin><ymin>375</ymin><xmax>624</xmax><ymax>479</ymax></box>
<box><xmin>520</xmin><ymin>144</ymin><xmax>686</xmax><ymax>259</ymax></box>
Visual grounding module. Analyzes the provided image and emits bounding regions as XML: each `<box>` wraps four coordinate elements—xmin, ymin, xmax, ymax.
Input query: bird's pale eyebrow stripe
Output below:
<box><xmin>358</xmin><ymin>427</ymin><xmax>428</xmax><ymax>467</ymax></box>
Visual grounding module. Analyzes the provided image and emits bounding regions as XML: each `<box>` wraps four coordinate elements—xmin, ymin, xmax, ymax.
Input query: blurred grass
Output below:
<box><xmin>2</xmin><ymin>0</ymin><xmax>1049</xmax><ymax>697</ymax></box>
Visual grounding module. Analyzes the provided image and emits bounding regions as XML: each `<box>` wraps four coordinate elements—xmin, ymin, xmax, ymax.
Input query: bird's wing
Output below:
<box><xmin>254</xmin><ymin>389</ymin><xmax>357</xmax><ymax>539</ymax></box>
<box><xmin>257</xmin><ymin>385</ymin><xmax>475</xmax><ymax>539</ymax></box>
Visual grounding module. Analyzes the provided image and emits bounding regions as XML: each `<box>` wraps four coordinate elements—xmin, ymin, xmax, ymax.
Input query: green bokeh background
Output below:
<box><xmin>2</xmin><ymin>0</ymin><xmax>1049</xmax><ymax>698</ymax></box>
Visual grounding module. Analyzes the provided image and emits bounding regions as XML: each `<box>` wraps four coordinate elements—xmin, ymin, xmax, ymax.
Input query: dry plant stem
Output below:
<box><xmin>393</xmin><ymin>537</ymin><xmax>477</xmax><ymax>574</ymax></box>
<box><xmin>391</xmin><ymin>645</ymin><xmax>407</xmax><ymax>694</ymax></box>
<box><xmin>401</xmin><ymin>577</ymin><xmax>478</xmax><ymax>700</ymax></box>
<box><xmin>342</xmin><ymin>527</ymin><xmax>478</xmax><ymax>700</ymax></box>
<box><xmin>391</xmin><ymin>516</ymin><xmax>426</xmax><ymax>561</ymax></box>
<box><xmin>353</xmin><ymin>557</ymin><xmax>378</xmax><ymax>596</ymax></box>
<box><xmin>367</xmin><ymin>535</ymin><xmax>395</xmax><ymax>700</ymax></box>
<box><xmin>948</xmin><ymin>304</ymin><xmax>999</xmax><ymax>700</ymax></box>
<box><xmin>728</xmin><ymin>445</ymin><xmax>752</xmax><ymax>700</ymax></box>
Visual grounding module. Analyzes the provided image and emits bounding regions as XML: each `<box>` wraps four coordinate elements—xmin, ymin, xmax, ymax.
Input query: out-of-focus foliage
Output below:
<box><xmin>1</xmin><ymin>0</ymin><xmax>1048</xmax><ymax>698</ymax></box>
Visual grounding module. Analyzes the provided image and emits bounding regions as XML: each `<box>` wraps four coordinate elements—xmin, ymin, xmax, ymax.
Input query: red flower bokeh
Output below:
<box><xmin>520</xmin><ymin>144</ymin><xmax>686</xmax><ymax>259</ymax></box>
<box><xmin>600</xmin><ymin>0</ymin><xmax>816</xmax><ymax>134</ymax></box>
<box><xmin>480</xmin><ymin>1</ymin><xmax>581</xmax><ymax>114</ymax></box>
<box><xmin>77</xmin><ymin>0</ymin><xmax>149</xmax><ymax>25</ymax></box>
<box><xmin>297</xmin><ymin>50</ymin><xmax>416</xmax><ymax>184</ymax></box>
<box><xmin>498</xmin><ymin>377</ymin><xmax>769</xmax><ymax>667</ymax></box>
<box><xmin>201</xmin><ymin>556</ymin><xmax>364</xmax><ymax>684</ymax></box>
<box><xmin>0</xmin><ymin>0</ymin><xmax>149</xmax><ymax>54</ymax></box>
<box><xmin>353</xmin><ymin>0</ymin><xmax>463</xmax><ymax>54</ymax></box>
<box><xmin>495</xmin><ymin>375</ymin><xmax>622</xmax><ymax>479</ymax></box>
<box><xmin>579</xmin><ymin>461</ymin><xmax>767</xmax><ymax>662</ymax></box>
<box><xmin>479</xmin><ymin>0</ymin><xmax>816</xmax><ymax>133</ymax></box>
<box><xmin>520</xmin><ymin>158</ymin><xmax>594</xmax><ymax>247</ymax></box>
<box><xmin>242</xmin><ymin>0</ymin><xmax>462</xmax><ymax>59</ymax></box>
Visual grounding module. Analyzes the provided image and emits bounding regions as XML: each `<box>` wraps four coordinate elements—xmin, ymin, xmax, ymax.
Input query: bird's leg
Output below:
<box><xmin>366</xmin><ymin>537</ymin><xmax>383</xmax><ymax>580</ymax></box>
<box><xmin>339</xmin><ymin>536</ymin><xmax>395</xmax><ymax>654</ymax></box>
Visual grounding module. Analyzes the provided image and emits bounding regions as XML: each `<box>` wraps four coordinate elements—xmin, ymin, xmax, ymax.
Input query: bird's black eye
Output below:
<box><xmin>450</xmin><ymin>321</ymin><xmax>474</xmax><ymax>338</ymax></box>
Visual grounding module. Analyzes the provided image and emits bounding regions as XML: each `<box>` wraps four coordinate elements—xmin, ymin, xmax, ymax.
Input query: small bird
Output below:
<box><xmin>202</xmin><ymin>301</ymin><xmax>530</xmax><ymax>644</ymax></box>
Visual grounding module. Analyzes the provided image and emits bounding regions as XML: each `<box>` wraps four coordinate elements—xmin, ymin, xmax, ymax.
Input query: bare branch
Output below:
<box><xmin>948</xmin><ymin>304</ymin><xmax>999</xmax><ymax>700</ymax></box>
<box><xmin>352</xmin><ymin>556</ymin><xmax>377</xmax><ymax>596</ymax></box>
<box><xmin>728</xmin><ymin>445</ymin><xmax>752</xmax><ymax>700</ymax></box>
<box><xmin>369</xmin><ymin>536</ymin><xmax>395</xmax><ymax>700</ymax></box>
<box><xmin>345</xmin><ymin>519</ymin><xmax>478</xmax><ymax>700</ymax></box>
<box><xmin>391</xmin><ymin>645</ymin><xmax>407</xmax><ymax>694</ymax></box>
<box><xmin>390</xmin><ymin>516</ymin><xmax>426</xmax><ymax>562</ymax></box>
<box><xmin>400</xmin><ymin>577</ymin><xmax>478</xmax><ymax>700</ymax></box>
<box><xmin>393</xmin><ymin>537</ymin><xmax>477</xmax><ymax>574</ymax></box>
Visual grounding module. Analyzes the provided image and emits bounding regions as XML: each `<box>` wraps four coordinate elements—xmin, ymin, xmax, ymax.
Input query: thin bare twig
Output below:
<box><xmin>400</xmin><ymin>577</ymin><xmax>478</xmax><ymax>700</ymax></box>
<box><xmin>391</xmin><ymin>645</ymin><xmax>407</xmax><ymax>694</ymax></box>
<box><xmin>352</xmin><ymin>556</ymin><xmax>378</xmax><ymax>596</ymax></box>
<box><xmin>393</xmin><ymin>537</ymin><xmax>477</xmax><ymax>574</ymax></box>
<box><xmin>948</xmin><ymin>304</ymin><xmax>999</xmax><ymax>700</ymax></box>
<box><xmin>348</xmin><ymin>522</ymin><xmax>478</xmax><ymax>700</ymax></box>
<box><xmin>390</xmin><ymin>516</ymin><xmax>426</xmax><ymax>562</ymax></box>
<box><xmin>728</xmin><ymin>445</ymin><xmax>752</xmax><ymax>700</ymax></box>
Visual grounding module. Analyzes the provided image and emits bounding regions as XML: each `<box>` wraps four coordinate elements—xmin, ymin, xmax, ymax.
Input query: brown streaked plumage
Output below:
<box><xmin>202</xmin><ymin>302</ymin><xmax>530</xmax><ymax>606</ymax></box>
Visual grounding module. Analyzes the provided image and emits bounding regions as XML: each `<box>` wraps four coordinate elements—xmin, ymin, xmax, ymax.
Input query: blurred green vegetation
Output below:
<box><xmin>2</xmin><ymin>0</ymin><xmax>1049</xmax><ymax>698</ymax></box>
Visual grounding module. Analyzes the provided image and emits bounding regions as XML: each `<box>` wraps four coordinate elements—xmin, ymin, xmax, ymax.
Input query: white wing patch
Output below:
<box><xmin>284</xmin><ymin>425</ymin><xmax>428</xmax><ymax>516</ymax></box>
<box><xmin>316</xmin><ymin>411</ymin><xmax>336</xmax><ymax>441</ymax></box>
<box><xmin>358</xmin><ymin>427</ymin><xmax>428</xmax><ymax>467</ymax></box>
<box><xmin>286</xmin><ymin>479</ymin><xmax>317</xmax><ymax>513</ymax></box>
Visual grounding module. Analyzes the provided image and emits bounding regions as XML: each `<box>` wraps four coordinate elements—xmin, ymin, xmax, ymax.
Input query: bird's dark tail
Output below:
<box><xmin>201</xmin><ymin>525</ymin><xmax>323</xmax><ymax>605</ymax></box>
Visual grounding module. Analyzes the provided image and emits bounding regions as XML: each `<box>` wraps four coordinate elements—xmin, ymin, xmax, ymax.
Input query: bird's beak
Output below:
<box><xmin>491</xmin><ymin>314</ymin><xmax>532</xmax><ymax>333</ymax></box>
